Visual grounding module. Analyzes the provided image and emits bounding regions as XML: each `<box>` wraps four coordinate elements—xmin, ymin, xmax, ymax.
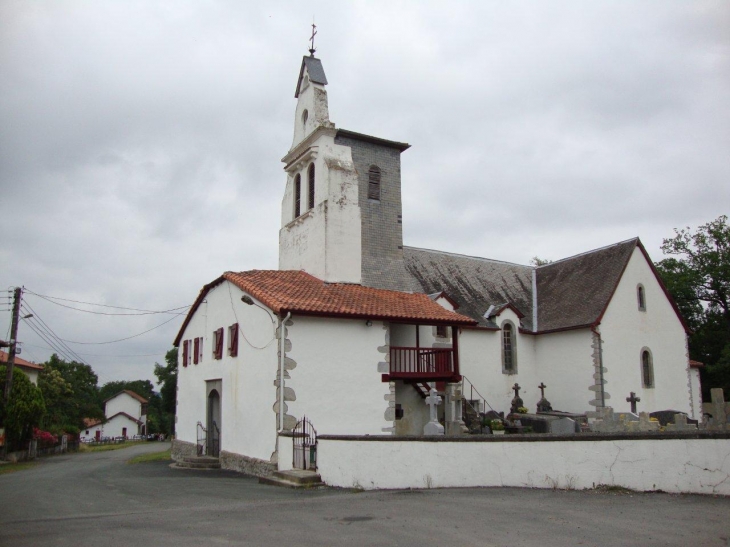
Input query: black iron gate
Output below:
<box><xmin>292</xmin><ymin>417</ymin><xmax>317</xmax><ymax>471</ymax></box>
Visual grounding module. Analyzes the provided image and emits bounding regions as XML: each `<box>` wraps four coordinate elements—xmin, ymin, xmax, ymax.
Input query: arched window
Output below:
<box><xmin>294</xmin><ymin>173</ymin><xmax>301</xmax><ymax>218</ymax></box>
<box><xmin>307</xmin><ymin>163</ymin><xmax>315</xmax><ymax>210</ymax></box>
<box><xmin>368</xmin><ymin>165</ymin><xmax>381</xmax><ymax>201</ymax></box>
<box><xmin>501</xmin><ymin>322</ymin><xmax>517</xmax><ymax>374</ymax></box>
<box><xmin>302</xmin><ymin>109</ymin><xmax>308</xmax><ymax>126</ymax></box>
<box><xmin>641</xmin><ymin>349</ymin><xmax>654</xmax><ymax>388</ymax></box>
<box><xmin>637</xmin><ymin>284</ymin><xmax>646</xmax><ymax>311</ymax></box>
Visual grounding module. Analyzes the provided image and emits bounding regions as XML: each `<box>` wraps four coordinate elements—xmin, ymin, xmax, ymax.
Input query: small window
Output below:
<box><xmin>502</xmin><ymin>322</ymin><xmax>516</xmax><ymax>374</ymax></box>
<box><xmin>435</xmin><ymin>325</ymin><xmax>448</xmax><ymax>338</ymax></box>
<box><xmin>368</xmin><ymin>165</ymin><xmax>381</xmax><ymax>201</ymax></box>
<box><xmin>302</xmin><ymin>109</ymin><xmax>308</xmax><ymax>126</ymax></box>
<box><xmin>637</xmin><ymin>284</ymin><xmax>646</xmax><ymax>311</ymax></box>
<box><xmin>85</xmin><ymin>430</ymin><xmax>89</xmax><ymax>435</ymax></box>
<box><xmin>307</xmin><ymin>163</ymin><xmax>315</xmax><ymax>210</ymax></box>
<box><xmin>228</xmin><ymin>323</ymin><xmax>239</xmax><ymax>357</ymax></box>
<box><xmin>294</xmin><ymin>174</ymin><xmax>301</xmax><ymax>218</ymax></box>
<box><xmin>641</xmin><ymin>349</ymin><xmax>654</xmax><ymax>388</ymax></box>
<box><xmin>182</xmin><ymin>340</ymin><xmax>189</xmax><ymax>368</ymax></box>
<box><xmin>213</xmin><ymin>328</ymin><xmax>224</xmax><ymax>360</ymax></box>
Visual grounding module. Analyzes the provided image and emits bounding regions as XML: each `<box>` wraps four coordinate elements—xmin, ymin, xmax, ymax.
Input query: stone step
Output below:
<box><xmin>182</xmin><ymin>456</ymin><xmax>219</xmax><ymax>464</ymax></box>
<box><xmin>171</xmin><ymin>457</ymin><xmax>221</xmax><ymax>470</ymax></box>
<box><xmin>259</xmin><ymin>469</ymin><xmax>324</xmax><ymax>489</ymax></box>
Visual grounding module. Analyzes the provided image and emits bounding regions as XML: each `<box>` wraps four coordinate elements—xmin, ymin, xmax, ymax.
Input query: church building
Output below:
<box><xmin>173</xmin><ymin>51</ymin><xmax>699</xmax><ymax>475</ymax></box>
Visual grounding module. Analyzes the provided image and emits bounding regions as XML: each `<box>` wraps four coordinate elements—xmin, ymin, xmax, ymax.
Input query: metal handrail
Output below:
<box><xmin>461</xmin><ymin>375</ymin><xmax>495</xmax><ymax>413</ymax></box>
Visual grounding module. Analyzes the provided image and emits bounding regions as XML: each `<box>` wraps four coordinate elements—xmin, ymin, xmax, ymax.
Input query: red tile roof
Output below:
<box><xmin>107</xmin><ymin>411</ymin><xmax>143</xmax><ymax>425</ymax></box>
<box><xmin>0</xmin><ymin>350</ymin><xmax>44</xmax><ymax>371</ymax></box>
<box><xmin>689</xmin><ymin>359</ymin><xmax>704</xmax><ymax>368</ymax></box>
<box><xmin>175</xmin><ymin>270</ymin><xmax>477</xmax><ymax>346</ymax></box>
<box><xmin>83</xmin><ymin>418</ymin><xmax>103</xmax><ymax>428</ymax></box>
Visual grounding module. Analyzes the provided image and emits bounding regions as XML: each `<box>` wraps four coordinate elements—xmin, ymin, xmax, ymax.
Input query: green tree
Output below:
<box><xmin>154</xmin><ymin>349</ymin><xmax>178</xmax><ymax>415</ymax></box>
<box><xmin>38</xmin><ymin>367</ymin><xmax>75</xmax><ymax>435</ymax></box>
<box><xmin>42</xmin><ymin>355</ymin><xmax>103</xmax><ymax>432</ymax></box>
<box><xmin>0</xmin><ymin>365</ymin><xmax>46</xmax><ymax>450</ymax></box>
<box><xmin>656</xmin><ymin>215</ymin><xmax>730</xmax><ymax>396</ymax></box>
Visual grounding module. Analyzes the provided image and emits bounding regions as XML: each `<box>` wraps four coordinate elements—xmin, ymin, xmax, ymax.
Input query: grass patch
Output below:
<box><xmin>79</xmin><ymin>441</ymin><xmax>147</xmax><ymax>453</ymax></box>
<box><xmin>0</xmin><ymin>462</ymin><xmax>38</xmax><ymax>476</ymax></box>
<box><xmin>127</xmin><ymin>449</ymin><xmax>171</xmax><ymax>464</ymax></box>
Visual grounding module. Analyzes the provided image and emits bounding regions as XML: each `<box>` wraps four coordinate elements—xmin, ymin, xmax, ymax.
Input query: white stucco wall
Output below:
<box><xmin>105</xmin><ymin>393</ymin><xmax>141</xmax><ymax>420</ymax></box>
<box><xmin>80</xmin><ymin>424</ymin><xmax>104</xmax><ymax>442</ymax></box>
<box><xmin>459</xmin><ymin>308</ymin><xmax>540</xmax><ymax>415</ymax></box>
<box><xmin>103</xmin><ymin>413</ymin><xmax>140</xmax><ymax>439</ymax></box>
<box><xmin>599</xmin><ymin>247</ymin><xmax>691</xmax><ymax>414</ymax></box>
<box><xmin>317</xmin><ymin>436</ymin><xmax>730</xmax><ymax>495</ymax></box>
<box><xmin>689</xmin><ymin>367</ymin><xmax>703</xmax><ymax>420</ymax></box>
<box><xmin>285</xmin><ymin>316</ymin><xmax>391</xmax><ymax>435</ymax></box>
<box><xmin>17</xmin><ymin>367</ymin><xmax>39</xmax><ymax>385</ymax></box>
<box><xmin>279</xmin><ymin>130</ymin><xmax>362</xmax><ymax>284</ymax></box>
<box><xmin>176</xmin><ymin>281</ymin><xmax>280</xmax><ymax>462</ymax></box>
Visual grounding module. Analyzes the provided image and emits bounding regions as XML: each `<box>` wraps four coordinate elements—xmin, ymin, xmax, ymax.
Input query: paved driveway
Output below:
<box><xmin>1</xmin><ymin>442</ymin><xmax>728</xmax><ymax>547</ymax></box>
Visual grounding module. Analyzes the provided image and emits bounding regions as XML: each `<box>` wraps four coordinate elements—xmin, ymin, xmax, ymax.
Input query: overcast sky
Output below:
<box><xmin>1</xmin><ymin>1</ymin><xmax>728</xmax><ymax>387</ymax></box>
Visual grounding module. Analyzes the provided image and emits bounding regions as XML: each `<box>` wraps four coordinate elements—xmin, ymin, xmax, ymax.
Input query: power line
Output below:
<box><xmin>58</xmin><ymin>313</ymin><xmax>181</xmax><ymax>345</ymax></box>
<box><xmin>21</xmin><ymin>301</ymin><xmax>90</xmax><ymax>365</ymax></box>
<box><xmin>21</xmin><ymin>342</ymin><xmax>167</xmax><ymax>358</ymax></box>
<box><xmin>24</xmin><ymin>289</ymin><xmax>191</xmax><ymax>315</ymax></box>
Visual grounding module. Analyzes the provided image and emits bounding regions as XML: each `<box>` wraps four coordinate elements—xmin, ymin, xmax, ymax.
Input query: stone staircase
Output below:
<box><xmin>258</xmin><ymin>469</ymin><xmax>324</xmax><ymax>489</ymax></box>
<box><xmin>171</xmin><ymin>455</ymin><xmax>221</xmax><ymax>470</ymax></box>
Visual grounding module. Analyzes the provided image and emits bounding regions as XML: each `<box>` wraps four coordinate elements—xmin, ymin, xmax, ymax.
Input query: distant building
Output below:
<box><xmin>80</xmin><ymin>390</ymin><xmax>148</xmax><ymax>441</ymax></box>
<box><xmin>0</xmin><ymin>350</ymin><xmax>43</xmax><ymax>385</ymax></box>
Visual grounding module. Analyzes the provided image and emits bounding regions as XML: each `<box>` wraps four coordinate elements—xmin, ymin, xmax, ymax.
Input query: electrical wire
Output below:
<box><xmin>24</xmin><ymin>289</ymin><xmax>191</xmax><ymax>314</ymax></box>
<box><xmin>58</xmin><ymin>313</ymin><xmax>181</xmax><ymax>345</ymax></box>
<box><xmin>21</xmin><ymin>302</ymin><xmax>90</xmax><ymax>365</ymax></box>
<box><xmin>227</xmin><ymin>283</ymin><xmax>277</xmax><ymax>350</ymax></box>
<box><xmin>21</xmin><ymin>342</ymin><xmax>166</xmax><ymax>358</ymax></box>
<box><xmin>28</xmin><ymin>293</ymin><xmax>190</xmax><ymax>316</ymax></box>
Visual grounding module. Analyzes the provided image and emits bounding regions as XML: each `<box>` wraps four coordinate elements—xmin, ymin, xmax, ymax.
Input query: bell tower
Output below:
<box><xmin>278</xmin><ymin>51</ymin><xmax>363</xmax><ymax>283</ymax></box>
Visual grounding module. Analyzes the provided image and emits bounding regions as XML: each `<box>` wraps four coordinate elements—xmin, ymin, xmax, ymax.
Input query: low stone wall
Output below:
<box><xmin>220</xmin><ymin>450</ymin><xmax>276</xmax><ymax>477</ymax></box>
<box><xmin>171</xmin><ymin>439</ymin><xmax>196</xmax><ymax>462</ymax></box>
<box><xmin>316</xmin><ymin>432</ymin><xmax>730</xmax><ymax>495</ymax></box>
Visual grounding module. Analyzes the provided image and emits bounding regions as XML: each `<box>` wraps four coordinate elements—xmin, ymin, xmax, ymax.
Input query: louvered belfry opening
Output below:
<box><xmin>307</xmin><ymin>163</ymin><xmax>315</xmax><ymax>210</ymax></box>
<box><xmin>368</xmin><ymin>165</ymin><xmax>381</xmax><ymax>200</ymax></box>
<box><xmin>294</xmin><ymin>173</ymin><xmax>301</xmax><ymax>217</ymax></box>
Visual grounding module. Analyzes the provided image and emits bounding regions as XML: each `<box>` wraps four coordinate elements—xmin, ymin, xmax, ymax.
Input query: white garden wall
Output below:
<box><xmin>316</xmin><ymin>434</ymin><xmax>730</xmax><ymax>495</ymax></box>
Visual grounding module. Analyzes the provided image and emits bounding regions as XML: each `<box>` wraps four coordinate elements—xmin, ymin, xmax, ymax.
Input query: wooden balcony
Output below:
<box><xmin>386</xmin><ymin>346</ymin><xmax>458</xmax><ymax>381</ymax></box>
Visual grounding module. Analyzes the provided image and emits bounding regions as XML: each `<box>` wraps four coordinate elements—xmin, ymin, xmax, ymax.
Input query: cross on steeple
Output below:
<box><xmin>626</xmin><ymin>391</ymin><xmax>641</xmax><ymax>414</ymax></box>
<box><xmin>309</xmin><ymin>22</ymin><xmax>317</xmax><ymax>56</ymax></box>
<box><xmin>538</xmin><ymin>382</ymin><xmax>547</xmax><ymax>398</ymax></box>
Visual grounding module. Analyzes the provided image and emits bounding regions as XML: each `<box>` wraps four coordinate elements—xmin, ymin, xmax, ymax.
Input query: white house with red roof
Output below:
<box><xmin>80</xmin><ymin>389</ymin><xmax>148</xmax><ymax>441</ymax></box>
<box><xmin>0</xmin><ymin>350</ymin><xmax>43</xmax><ymax>385</ymax></box>
<box><xmin>173</xmin><ymin>51</ymin><xmax>699</xmax><ymax>476</ymax></box>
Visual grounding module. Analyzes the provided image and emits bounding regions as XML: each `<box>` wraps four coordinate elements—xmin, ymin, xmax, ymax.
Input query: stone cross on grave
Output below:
<box><xmin>423</xmin><ymin>389</ymin><xmax>445</xmax><ymax>436</ymax></box>
<box><xmin>626</xmin><ymin>391</ymin><xmax>641</xmax><ymax>414</ymax></box>
<box><xmin>510</xmin><ymin>383</ymin><xmax>524</xmax><ymax>415</ymax></box>
<box><xmin>536</xmin><ymin>382</ymin><xmax>553</xmax><ymax>413</ymax></box>
<box><xmin>702</xmin><ymin>388</ymin><xmax>730</xmax><ymax>431</ymax></box>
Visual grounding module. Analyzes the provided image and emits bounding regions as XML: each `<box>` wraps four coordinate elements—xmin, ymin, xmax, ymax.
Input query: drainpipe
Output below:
<box><xmin>278</xmin><ymin>312</ymin><xmax>292</xmax><ymax>432</ymax></box>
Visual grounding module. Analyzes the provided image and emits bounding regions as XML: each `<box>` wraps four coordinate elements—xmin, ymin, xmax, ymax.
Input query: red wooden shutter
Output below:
<box><xmin>198</xmin><ymin>337</ymin><xmax>203</xmax><ymax>363</ymax></box>
<box><xmin>182</xmin><ymin>340</ymin><xmax>189</xmax><ymax>367</ymax></box>
<box><xmin>214</xmin><ymin>328</ymin><xmax>224</xmax><ymax>360</ymax></box>
<box><xmin>229</xmin><ymin>323</ymin><xmax>239</xmax><ymax>357</ymax></box>
<box><xmin>193</xmin><ymin>338</ymin><xmax>199</xmax><ymax>364</ymax></box>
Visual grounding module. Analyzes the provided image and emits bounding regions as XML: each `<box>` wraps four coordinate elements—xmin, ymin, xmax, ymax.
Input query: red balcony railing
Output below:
<box><xmin>389</xmin><ymin>346</ymin><xmax>456</xmax><ymax>380</ymax></box>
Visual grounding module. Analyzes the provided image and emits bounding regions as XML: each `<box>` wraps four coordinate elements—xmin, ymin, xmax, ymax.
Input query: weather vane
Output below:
<box><xmin>309</xmin><ymin>19</ymin><xmax>317</xmax><ymax>56</ymax></box>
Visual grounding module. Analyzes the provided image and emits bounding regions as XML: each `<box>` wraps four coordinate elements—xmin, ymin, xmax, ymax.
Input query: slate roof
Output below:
<box><xmin>295</xmin><ymin>55</ymin><xmax>328</xmax><ymax>98</ymax></box>
<box><xmin>400</xmin><ymin>238</ymin><xmax>687</xmax><ymax>334</ymax></box>
<box><xmin>174</xmin><ymin>270</ymin><xmax>476</xmax><ymax>346</ymax></box>
<box><xmin>402</xmin><ymin>247</ymin><xmax>534</xmax><ymax>329</ymax></box>
<box><xmin>535</xmin><ymin>238</ymin><xmax>638</xmax><ymax>332</ymax></box>
<box><xmin>0</xmin><ymin>350</ymin><xmax>43</xmax><ymax>371</ymax></box>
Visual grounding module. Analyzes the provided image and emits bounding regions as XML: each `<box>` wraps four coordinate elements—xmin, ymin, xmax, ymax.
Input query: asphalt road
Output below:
<box><xmin>0</xmin><ymin>442</ymin><xmax>728</xmax><ymax>547</ymax></box>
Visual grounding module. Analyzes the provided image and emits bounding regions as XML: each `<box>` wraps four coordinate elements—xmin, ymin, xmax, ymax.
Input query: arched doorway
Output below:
<box><xmin>207</xmin><ymin>389</ymin><xmax>221</xmax><ymax>457</ymax></box>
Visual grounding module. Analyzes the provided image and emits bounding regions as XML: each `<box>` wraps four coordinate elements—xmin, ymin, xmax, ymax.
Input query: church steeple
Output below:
<box><xmin>291</xmin><ymin>55</ymin><xmax>332</xmax><ymax>149</ymax></box>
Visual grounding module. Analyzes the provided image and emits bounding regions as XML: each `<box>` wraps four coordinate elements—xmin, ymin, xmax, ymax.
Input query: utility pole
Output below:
<box><xmin>2</xmin><ymin>287</ymin><xmax>21</xmax><ymax>459</ymax></box>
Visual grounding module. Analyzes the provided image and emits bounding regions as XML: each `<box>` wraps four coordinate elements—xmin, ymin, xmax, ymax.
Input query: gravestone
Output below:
<box><xmin>516</xmin><ymin>413</ymin><xmax>577</xmax><ymax>434</ymax></box>
<box><xmin>650</xmin><ymin>410</ymin><xmax>698</xmax><ymax>427</ymax></box>
<box><xmin>510</xmin><ymin>383</ymin><xmax>524</xmax><ymax>415</ymax></box>
<box><xmin>423</xmin><ymin>389</ymin><xmax>445</xmax><ymax>435</ymax></box>
<box><xmin>701</xmin><ymin>388</ymin><xmax>729</xmax><ymax>431</ymax></box>
<box><xmin>666</xmin><ymin>413</ymin><xmax>698</xmax><ymax>431</ymax></box>
<box><xmin>626</xmin><ymin>392</ymin><xmax>641</xmax><ymax>414</ymax></box>
<box><xmin>444</xmin><ymin>383</ymin><xmax>468</xmax><ymax>436</ymax></box>
<box><xmin>536</xmin><ymin>382</ymin><xmax>553</xmax><ymax>413</ymax></box>
<box><xmin>615</xmin><ymin>412</ymin><xmax>639</xmax><ymax>423</ymax></box>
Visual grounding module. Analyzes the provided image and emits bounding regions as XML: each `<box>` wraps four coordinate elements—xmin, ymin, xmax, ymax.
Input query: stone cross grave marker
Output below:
<box><xmin>536</xmin><ymin>382</ymin><xmax>553</xmax><ymax>413</ymax></box>
<box><xmin>702</xmin><ymin>388</ymin><xmax>729</xmax><ymax>431</ymax></box>
<box><xmin>510</xmin><ymin>383</ymin><xmax>524</xmax><ymax>414</ymax></box>
<box><xmin>666</xmin><ymin>413</ymin><xmax>697</xmax><ymax>431</ymax></box>
<box><xmin>423</xmin><ymin>389</ymin><xmax>445</xmax><ymax>435</ymax></box>
<box><xmin>626</xmin><ymin>392</ymin><xmax>641</xmax><ymax>414</ymax></box>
